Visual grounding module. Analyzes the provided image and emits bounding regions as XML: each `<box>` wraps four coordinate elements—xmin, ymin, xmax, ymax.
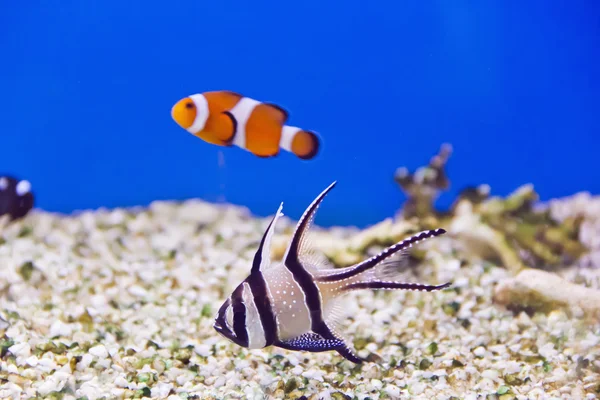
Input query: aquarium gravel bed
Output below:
<box><xmin>0</xmin><ymin>199</ymin><xmax>599</xmax><ymax>400</ymax></box>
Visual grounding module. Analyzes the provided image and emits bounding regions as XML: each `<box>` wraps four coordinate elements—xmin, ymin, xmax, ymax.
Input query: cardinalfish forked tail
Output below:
<box><xmin>213</xmin><ymin>181</ymin><xmax>451</xmax><ymax>364</ymax></box>
<box><xmin>171</xmin><ymin>90</ymin><xmax>321</xmax><ymax>160</ymax></box>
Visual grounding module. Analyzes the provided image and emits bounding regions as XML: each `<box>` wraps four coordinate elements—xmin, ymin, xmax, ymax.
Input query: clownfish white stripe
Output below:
<box><xmin>227</xmin><ymin>97</ymin><xmax>262</xmax><ymax>150</ymax></box>
<box><xmin>187</xmin><ymin>94</ymin><xmax>210</xmax><ymax>134</ymax></box>
<box><xmin>280</xmin><ymin>126</ymin><xmax>301</xmax><ymax>153</ymax></box>
<box><xmin>214</xmin><ymin>181</ymin><xmax>451</xmax><ymax>364</ymax></box>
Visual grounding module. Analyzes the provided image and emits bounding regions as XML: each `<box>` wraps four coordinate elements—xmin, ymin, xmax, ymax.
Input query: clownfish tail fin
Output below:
<box><xmin>280</xmin><ymin>126</ymin><xmax>320</xmax><ymax>160</ymax></box>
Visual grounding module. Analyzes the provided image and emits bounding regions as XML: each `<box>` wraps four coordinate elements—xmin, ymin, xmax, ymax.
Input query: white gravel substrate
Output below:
<box><xmin>0</xmin><ymin>199</ymin><xmax>599</xmax><ymax>400</ymax></box>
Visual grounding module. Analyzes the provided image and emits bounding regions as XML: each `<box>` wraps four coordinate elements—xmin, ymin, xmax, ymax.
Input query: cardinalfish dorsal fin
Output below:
<box><xmin>283</xmin><ymin>181</ymin><xmax>337</xmax><ymax>266</ymax></box>
<box><xmin>251</xmin><ymin>202</ymin><xmax>284</xmax><ymax>274</ymax></box>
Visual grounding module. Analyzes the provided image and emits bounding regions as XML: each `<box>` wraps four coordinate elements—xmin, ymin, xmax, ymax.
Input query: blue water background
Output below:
<box><xmin>2</xmin><ymin>1</ymin><xmax>599</xmax><ymax>228</ymax></box>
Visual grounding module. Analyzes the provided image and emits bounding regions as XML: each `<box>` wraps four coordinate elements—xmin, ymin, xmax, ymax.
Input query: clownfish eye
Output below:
<box><xmin>185</xmin><ymin>102</ymin><xmax>195</xmax><ymax>109</ymax></box>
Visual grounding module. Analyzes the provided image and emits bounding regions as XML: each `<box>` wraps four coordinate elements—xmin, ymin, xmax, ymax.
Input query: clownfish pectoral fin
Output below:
<box><xmin>261</xmin><ymin>102</ymin><xmax>289</xmax><ymax>124</ymax></box>
<box><xmin>275</xmin><ymin>333</ymin><xmax>345</xmax><ymax>353</ymax></box>
<box><xmin>213</xmin><ymin>111</ymin><xmax>237</xmax><ymax>143</ymax></box>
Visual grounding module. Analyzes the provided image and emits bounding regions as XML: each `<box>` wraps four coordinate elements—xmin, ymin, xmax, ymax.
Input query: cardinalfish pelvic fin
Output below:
<box><xmin>213</xmin><ymin>181</ymin><xmax>451</xmax><ymax>364</ymax></box>
<box><xmin>171</xmin><ymin>90</ymin><xmax>321</xmax><ymax>160</ymax></box>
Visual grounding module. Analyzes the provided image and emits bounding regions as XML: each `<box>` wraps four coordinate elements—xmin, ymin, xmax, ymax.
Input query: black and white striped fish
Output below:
<box><xmin>0</xmin><ymin>175</ymin><xmax>34</xmax><ymax>221</ymax></box>
<box><xmin>213</xmin><ymin>181</ymin><xmax>451</xmax><ymax>363</ymax></box>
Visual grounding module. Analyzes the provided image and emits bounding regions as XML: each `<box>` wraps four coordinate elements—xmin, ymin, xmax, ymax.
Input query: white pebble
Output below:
<box><xmin>302</xmin><ymin>369</ymin><xmax>325</xmax><ymax>382</ymax></box>
<box><xmin>25</xmin><ymin>355</ymin><xmax>38</xmax><ymax>367</ymax></box>
<box><xmin>89</xmin><ymin>345</ymin><xmax>109</xmax><ymax>359</ymax></box>
<box><xmin>473</xmin><ymin>346</ymin><xmax>486</xmax><ymax>357</ymax></box>
<box><xmin>8</xmin><ymin>342</ymin><xmax>31</xmax><ymax>359</ymax></box>
<box><xmin>370</xmin><ymin>379</ymin><xmax>383</xmax><ymax>390</ymax></box>
<box><xmin>482</xmin><ymin>369</ymin><xmax>500</xmax><ymax>381</ymax></box>
<box><xmin>115</xmin><ymin>376</ymin><xmax>128</xmax><ymax>388</ymax></box>
<box><xmin>384</xmin><ymin>384</ymin><xmax>401</xmax><ymax>397</ymax></box>
<box><xmin>151</xmin><ymin>382</ymin><xmax>174</xmax><ymax>398</ymax></box>
<box><xmin>194</xmin><ymin>344</ymin><xmax>211</xmax><ymax>357</ymax></box>
<box><xmin>410</xmin><ymin>381</ymin><xmax>426</xmax><ymax>395</ymax></box>
<box><xmin>128</xmin><ymin>285</ymin><xmax>148</xmax><ymax>297</ymax></box>
<box><xmin>49</xmin><ymin>320</ymin><xmax>73</xmax><ymax>338</ymax></box>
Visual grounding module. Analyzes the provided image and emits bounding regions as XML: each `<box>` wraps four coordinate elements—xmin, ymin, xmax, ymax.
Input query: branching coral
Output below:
<box><xmin>393</xmin><ymin>144</ymin><xmax>588</xmax><ymax>273</ymax></box>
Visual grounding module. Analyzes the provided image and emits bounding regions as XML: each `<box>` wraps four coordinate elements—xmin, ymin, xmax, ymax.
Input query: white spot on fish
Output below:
<box><xmin>16</xmin><ymin>180</ymin><xmax>31</xmax><ymax>196</ymax></box>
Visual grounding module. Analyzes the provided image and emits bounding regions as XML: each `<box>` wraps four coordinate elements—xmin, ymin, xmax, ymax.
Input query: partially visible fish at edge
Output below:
<box><xmin>0</xmin><ymin>175</ymin><xmax>34</xmax><ymax>221</ymax></box>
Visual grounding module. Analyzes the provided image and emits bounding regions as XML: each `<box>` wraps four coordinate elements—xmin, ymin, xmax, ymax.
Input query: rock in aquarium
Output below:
<box><xmin>0</xmin><ymin>175</ymin><xmax>34</xmax><ymax>220</ymax></box>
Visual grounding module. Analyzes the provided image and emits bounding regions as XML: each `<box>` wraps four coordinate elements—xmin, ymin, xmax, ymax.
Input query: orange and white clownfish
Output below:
<box><xmin>171</xmin><ymin>91</ymin><xmax>320</xmax><ymax>160</ymax></box>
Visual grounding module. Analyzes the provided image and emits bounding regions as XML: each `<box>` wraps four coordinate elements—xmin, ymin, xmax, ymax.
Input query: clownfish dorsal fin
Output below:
<box><xmin>251</xmin><ymin>202</ymin><xmax>284</xmax><ymax>274</ymax></box>
<box><xmin>283</xmin><ymin>181</ymin><xmax>337</xmax><ymax>269</ymax></box>
<box><xmin>221</xmin><ymin>90</ymin><xmax>244</xmax><ymax>98</ymax></box>
<box><xmin>261</xmin><ymin>102</ymin><xmax>290</xmax><ymax>124</ymax></box>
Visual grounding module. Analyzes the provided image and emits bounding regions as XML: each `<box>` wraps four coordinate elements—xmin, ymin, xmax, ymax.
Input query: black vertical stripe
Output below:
<box><xmin>246</xmin><ymin>209</ymin><xmax>280</xmax><ymax>346</ymax></box>
<box><xmin>231</xmin><ymin>284</ymin><xmax>248</xmax><ymax>347</ymax></box>
<box><xmin>283</xmin><ymin>183</ymin><xmax>334</xmax><ymax>332</ymax></box>
<box><xmin>247</xmin><ymin>273</ymin><xmax>277</xmax><ymax>346</ymax></box>
<box><xmin>214</xmin><ymin>298</ymin><xmax>237</xmax><ymax>343</ymax></box>
<box><xmin>280</xmin><ymin>182</ymin><xmax>366</xmax><ymax>363</ymax></box>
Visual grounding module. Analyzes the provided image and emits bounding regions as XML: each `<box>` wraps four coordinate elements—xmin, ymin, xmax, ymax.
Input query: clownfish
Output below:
<box><xmin>0</xmin><ymin>175</ymin><xmax>34</xmax><ymax>221</ymax></box>
<box><xmin>213</xmin><ymin>181</ymin><xmax>451</xmax><ymax>363</ymax></box>
<box><xmin>171</xmin><ymin>91</ymin><xmax>320</xmax><ymax>160</ymax></box>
